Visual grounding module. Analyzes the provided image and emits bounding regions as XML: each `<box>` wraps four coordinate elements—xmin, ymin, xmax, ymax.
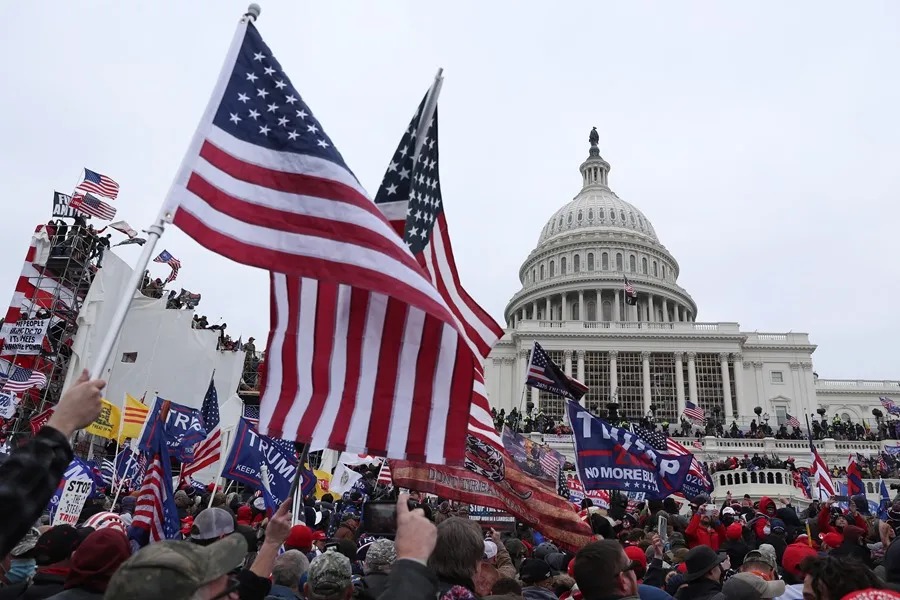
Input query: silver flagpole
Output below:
<box><xmin>411</xmin><ymin>68</ymin><xmax>444</xmax><ymax>163</ymax></box>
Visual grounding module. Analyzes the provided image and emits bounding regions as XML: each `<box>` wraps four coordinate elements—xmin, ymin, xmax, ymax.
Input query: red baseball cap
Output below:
<box><xmin>311</xmin><ymin>530</ymin><xmax>327</xmax><ymax>542</ymax></box>
<box><xmin>820</xmin><ymin>532</ymin><xmax>843</xmax><ymax>548</ymax></box>
<box><xmin>284</xmin><ymin>525</ymin><xmax>313</xmax><ymax>552</ymax></box>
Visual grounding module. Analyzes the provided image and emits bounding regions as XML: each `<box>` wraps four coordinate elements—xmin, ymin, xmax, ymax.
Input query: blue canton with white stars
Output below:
<box><xmin>373</xmin><ymin>95</ymin><xmax>443</xmax><ymax>255</ymax></box>
<box><xmin>201</xmin><ymin>380</ymin><xmax>220</xmax><ymax>430</ymax></box>
<box><xmin>213</xmin><ymin>23</ymin><xmax>352</xmax><ymax>173</ymax></box>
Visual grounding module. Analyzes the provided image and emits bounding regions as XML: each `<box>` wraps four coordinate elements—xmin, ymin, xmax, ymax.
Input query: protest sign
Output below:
<box><xmin>0</xmin><ymin>393</ymin><xmax>17</xmax><ymax>419</ymax></box>
<box><xmin>0</xmin><ymin>319</ymin><xmax>50</xmax><ymax>355</ymax></box>
<box><xmin>469</xmin><ymin>505</ymin><xmax>516</xmax><ymax>531</ymax></box>
<box><xmin>48</xmin><ymin>458</ymin><xmax>95</xmax><ymax>524</ymax></box>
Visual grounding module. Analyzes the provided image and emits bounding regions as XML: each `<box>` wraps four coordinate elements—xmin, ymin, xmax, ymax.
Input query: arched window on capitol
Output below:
<box><xmin>642</xmin><ymin>257</ymin><xmax>648</xmax><ymax>274</ymax></box>
<box><xmin>561</xmin><ymin>257</ymin><xmax>567</xmax><ymax>275</ymax></box>
<box><xmin>653</xmin><ymin>261</ymin><xmax>658</xmax><ymax>277</ymax></box>
<box><xmin>572</xmin><ymin>302</ymin><xmax>579</xmax><ymax>320</ymax></box>
<box><xmin>616</xmin><ymin>253</ymin><xmax>623</xmax><ymax>271</ymax></box>
<box><xmin>602</xmin><ymin>301</ymin><xmax>612</xmax><ymax>321</ymax></box>
<box><xmin>629</xmin><ymin>255</ymin><xmax>636</xmax><ymax>272</ymax></box>
<box><xmin>601</xmin><ymin>252</ymin><xmax>609</xmax><ymax>270</ymax></box>
<box><xmin>550</xmin><ymin>261</ymin><xmax>556</xmax><ymax>277</ymax></box>
<box><xmin>574</xmin><ymin>254</ymin><xmax>580</xmax><ymax>273</ymax></box>
<box><xmin>540</xmin><ymin>264</ymin><xmax>545</xmax><ymax>280</ymax></box>
<box><xmin>587</xmin><ymin>253</ymin><xmax>594</xmax><ymax>271</ymax></box>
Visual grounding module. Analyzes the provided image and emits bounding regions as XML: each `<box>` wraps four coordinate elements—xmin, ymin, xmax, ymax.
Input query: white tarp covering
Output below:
<box><xmin>63</xmin><ymin>252</ymin><xmax>245</xmax><ymax>433</ymax></box>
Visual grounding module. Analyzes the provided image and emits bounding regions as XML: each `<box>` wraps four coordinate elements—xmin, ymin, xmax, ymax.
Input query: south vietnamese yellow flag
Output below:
<box><xmin>119</xmin><ymin>394</ymin><xmax>149</xmax><ymax>442</ymax></box>
<box><xmin>85</xmin><ymin>399</ymin><xmax>121</xmax><ymax>440</ymax></box>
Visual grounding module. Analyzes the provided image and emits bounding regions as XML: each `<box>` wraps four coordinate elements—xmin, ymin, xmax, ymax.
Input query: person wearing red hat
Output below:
<box><xmin>623</xmin><ymin>546</ymin><xmax>648</xmax><ymax>583</ymax></box>
<box><xmin>818</xmin><ymin>497</ymin><xmax>866</xmax><ymax>536</ymax></box>
<box><xmin>820</xmin><ymin>532</ymin><xmax>843</xmax><ymax>552</ymax></box>
<box><xmin>284</xmin><ymin>524</ymin><xmax>313</xmax><ymax>555</ymax></box>
<box><xmin>781</xmin><ymin>540</ymin><xmax>817</xmax><ymax>600</ymax></box>
<box><xmin>721</xmin><ymin>522</ymin><xmax>750</xmax><ymax>569</ymax></box>
<box><xmin>49</xmin><ymin>529</ymin><xmax>132</xmax><ymax>599</ymax></box>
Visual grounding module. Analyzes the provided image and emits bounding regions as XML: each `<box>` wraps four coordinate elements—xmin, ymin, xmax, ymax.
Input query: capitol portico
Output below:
<box><xmin>485</xmin><ymin>129</ymin><xmax>900</xmax><ymax>473</ymax></box>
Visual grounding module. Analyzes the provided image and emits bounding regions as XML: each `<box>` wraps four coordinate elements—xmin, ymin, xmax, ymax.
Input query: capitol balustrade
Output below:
<box><xmin>815</xmin><ymin>378</ymin><xmax>900</xmax><ymax>391</ymax></box>
<box><xmin>518</xmin><ymin>320</ymin><xmax>741</xmax><ymax>334</ymax></box>
<box><xmin>706</xmin><ymin>468</ymin><xmax>899</xmax><ymax>504</ymax></box>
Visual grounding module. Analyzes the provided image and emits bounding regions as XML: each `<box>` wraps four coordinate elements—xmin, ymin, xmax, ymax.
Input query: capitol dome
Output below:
<box><xmin>504</xmin><ymin>128</ymin><xmax>697</xmax><ymax>327</ymax></box>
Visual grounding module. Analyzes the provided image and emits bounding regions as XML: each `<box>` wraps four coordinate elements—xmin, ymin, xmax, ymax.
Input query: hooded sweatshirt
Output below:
<box><xmin>829</xmin><ymin>525</ymin><xmax>872</xmax><ymax>567</ymax></box>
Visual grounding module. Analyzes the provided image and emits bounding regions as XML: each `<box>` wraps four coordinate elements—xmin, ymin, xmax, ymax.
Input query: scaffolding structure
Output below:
<box><xmin>1</xmin><ymin>220</ymin><xmax>104</xmax><ymax>445</ymax></box>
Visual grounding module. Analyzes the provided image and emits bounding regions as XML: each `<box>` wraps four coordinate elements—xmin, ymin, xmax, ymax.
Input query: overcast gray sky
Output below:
<box><xmin>1</xmin><ymin>1</ymin><xmax>898</xmax><ymax>380</ymax></box>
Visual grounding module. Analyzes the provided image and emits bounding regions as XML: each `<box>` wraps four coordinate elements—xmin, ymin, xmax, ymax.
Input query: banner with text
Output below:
<box><xmin>567</xmin><ymin>401</ymin><xmax>692</xmax><ymax>500</ymax></box>
<box><xmin>138</xmin><ymin>397</ymin><xmax>207</xmax><ymax>463</ymax></box>
<box><xmin>221</xmin><ymin>417</ymin><xmax>297</xmax><ymax>508</ymax></box>
<box><xmin>0</xmin><ymin>392</ymin><xmax>17</xmax><ymax>419</ymax></box>
<box><xmin>0</xmin><ymin>319</ymin><xmax>50</xmax><ymax>355</ymax></box>
<box><xmin>52</xmin><ymin>192</ymin><xmax>90</xmax><ymax>219</ymax></box>
<box><xmin>49</xmin><ymin>458</ymin><xmax>96</xmax><ymax>525</ymax></box>
<box><xmin>85</xmin><ymin>399</ymin><xmax>121</xmax><ymax>440</ymax></box>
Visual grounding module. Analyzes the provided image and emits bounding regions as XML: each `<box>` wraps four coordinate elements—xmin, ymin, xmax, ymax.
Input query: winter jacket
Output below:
<box><xmin>829</xmin><ymin>526</ymin><xmax>873</xmax><ymax>567</ymax></box>
<box><xmin>0</xmin><ymin>570</ymin><xmax>66</xmax><ymax>600</ymax></box>
<box><xmin>685</xmin><ymin>514</ymin><xmax>726</xmax><ymax>551</ymax></box>
<box><xmin>375</xmin><ymin>559</ymin><xmax>439</xmax><ymax>600</ymax></box>
<box><xmin>674</xmin><ymin>578</ymin><xmax>725</xmax><ymax>600</ymax></box>
<box><xmin>720</xmin><ymin>538</ymin><xmax>751</xmax><ymax>568</ymax></box>
<box><xmin>522</xmin><ymin>587</ymin><xmax>558</xmax><ymax>600</ymax></box>
<box><xmin>817</xmin><ymin>506</ymin><xmax>867</xmax><ymax>536</ymax></box>
<box><xmin>752</xmin><ymin>497</ymin><xmax>777</xmax><ymax>540</ymax></box>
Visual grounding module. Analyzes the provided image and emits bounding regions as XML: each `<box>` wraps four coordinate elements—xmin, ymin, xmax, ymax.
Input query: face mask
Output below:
<box><xmin>6</xmin><ymin>558</ymin><xmax>36</xmax><ymax>584</ymax></box>
<box><xmin>763</xmin><ymin>526</ymin><xmax>771</xmax><ymax>535</ymax></box>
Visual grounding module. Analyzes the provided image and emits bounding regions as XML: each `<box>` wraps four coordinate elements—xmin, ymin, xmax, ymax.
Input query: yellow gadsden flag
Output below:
<box><xmin>119</xmin><ymin>394</ymin><xmax>149</xmax><ymax>442</ymax></box>
<box><xmin>85</xmin><ymin>399</ymin><xmax>121</xmax><ymax>440</ymax></box>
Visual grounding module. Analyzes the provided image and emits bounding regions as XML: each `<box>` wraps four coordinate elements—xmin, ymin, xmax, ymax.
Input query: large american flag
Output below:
<box><xmin>75</xmin><ymin>168</ymin><xmax>120</xmax><ymax>200</ymax></box>
<box><xmin>632</xmin><ymin>425</ymin><xmax>709</xmax><ymax>483</ymax></box>
<box><xmin>809</xmin><ymin>438</ymin><xmax>836</xmax><ymax>499</ymax></box>
<box><xmin>69</xmin><ymin>193</ymin><xmax>117</xmax><ymax>221</ymax></box>
<box><xmin>0</xmin><ymin>365</ymin><xmax>47</xmax><ymax>393</ymax></box>
<box><xmin>881</xmin><ymin>397</ymin><xmax>900</xmax><ymax>416</ymax></box>
<box><xmin>180</xmin><ymin>377</ymin><xmax>221</xmax><ymax>481</ymax></box>
<box><xmin>623</xmin><ymin>276</ymin><xmax>637</xmax><ymax>305</ymax></box>
<box><xmin>153</xmin><ymin>250</ymin><xmax>181</xmax><ymax>284</ymax></box>
<box><xmin>683</xmin><ymin>401</ymin><xmax>706</xmax><ymax>424</ymax></box>
<box><xmin>371</xmin><ymin>89</ymin><xmax>504</xmax><ymax>449</ymax></box>
<box><xmin>162</xmin><ymin>20</ymin><xmax>490</xmax><ymax>464</ymax></box>
<box><xmin>786</xmin><ymin>413</ymin><xmax>801</xmax><ymax>429</ymax></box>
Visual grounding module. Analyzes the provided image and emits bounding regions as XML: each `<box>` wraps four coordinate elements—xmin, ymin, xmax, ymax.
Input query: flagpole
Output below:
<box><xmin>87</xmin><ymin>217</ymin><xmax>166</xmax><ymax>380</ymax></box>
<box><xmin>111</xmin><ymin>446</ymin><xmax>135</xmax><ymax>508</ymax></box>
<box><xmin>288</xmin><ymin>442</ymin><xmax>311</xmax><ymax>525</ymax></box>
<box><xmin>411</xmin><ymin>68</ymin><xmax>444</xmax><ymax>163</ymax></box>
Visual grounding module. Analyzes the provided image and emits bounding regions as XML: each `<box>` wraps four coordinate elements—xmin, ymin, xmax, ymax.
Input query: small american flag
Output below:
<box><xmin>683</xmin><ymin>401</ymin><xmax>706</xmax><ymax>424</ymax></box>
<box><xmin>809</xmin><ymin>438</ymin><xmax>836</xmax><ymax>499</ymax></box>
<box><xmin>377</xmin><ymin>460</ymin><xmax>392</xmax><ymax>486</ymax></box>
<box><xmin>153</xmin><ymin>250</ymin><xmax>181</xmax><ymax>284</ymax></box>
<box><xmin>525</xmin><ymin>342</ymin><xmax>589</xmax><ymax>400</ymax></box>
<box><xmin>133</xmin><ymin>434</ymin><xmax>179</xmax><ymax>541</ymax></box>
<box><xmin>180</xmin><ymin>377</ymin><xmax>220</xmax><ymax>481</ymax></box>
<box><xmin>0</xmin><ymin>365</ymin><xmax>47</xmax><ymax>393</ymax></box>
<box><xmin>100</xmin><ymin>459</ymin><xmax>116</xmax><ymax>485</ymax></box>
<box><xmin>692</xmin><ymin>440</ymin><xmax>703</xmax><ymax>450</ymax></box>
<box><xmin>109</xmin><ymin>220</ymin><xmax>138</xmax><ymax>238</ymax></box>
<box><xmin>540</xmin><ymin>451</ymin><xmax>561</xmax><ymax>480</ymax></box>
<box><xmin>69</xmin><ymin>192</ymin><xmax>117</xmax><ymax>221</ymax></box>
<box><xmin>623</xmin><ymin>276</ymin><xmax>638</xmax><ymax>305</ymax></box>
<box><xmin>75</xmin><ymin>168</ymin><xmax>120</xmax><ymax>200</ymax></box>
<box><xmin>786</xmin><ymin>413</ymin><xmax>801</xmax><ymax>428</ymax></box>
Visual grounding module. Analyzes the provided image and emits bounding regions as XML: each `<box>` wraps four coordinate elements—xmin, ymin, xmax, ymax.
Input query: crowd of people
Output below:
<box><xmin>493</xmin><ymin>407</ymin><xmax>900</xmax><ymax>444</ymax></box>
<box><xmin>4</xmin><ymin>372</ymin><xmax>900</xmax><ymax>600</ymax></box>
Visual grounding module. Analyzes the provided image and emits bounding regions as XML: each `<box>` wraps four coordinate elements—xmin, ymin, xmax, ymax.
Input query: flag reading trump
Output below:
<box><xmin>566</xmin><ymin>401</ymin><xmax>692</xmax><ymax>499</ymax></box>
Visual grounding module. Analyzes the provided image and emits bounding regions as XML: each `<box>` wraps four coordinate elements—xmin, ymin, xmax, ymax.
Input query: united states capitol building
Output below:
<box><xmin>484</xmin><ymin>130</ymin><xmax>899</xmax><ymax>500</ymax></box>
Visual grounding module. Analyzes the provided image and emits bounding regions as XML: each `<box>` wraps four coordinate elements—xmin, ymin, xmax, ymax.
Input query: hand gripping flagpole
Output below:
<box><xmin>86</xmin><ymin>4</ymin><xmax>262</xmax><ymax>380</ymax></box>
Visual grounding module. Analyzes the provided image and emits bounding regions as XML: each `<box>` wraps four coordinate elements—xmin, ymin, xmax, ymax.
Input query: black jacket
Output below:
<box><xmin>720</xmin><ymin>539</ymin><xmax>750</xmax><ymax>568</ymax></box>
<box><xmin>674</xmin><ymin>578</ymin><xmax>725</xmax><ymax>600</ymax></box>
<box><xmin>376</xmin><ymin>559</ymin><xmax>438</xmax><ymax>600</ymax></box>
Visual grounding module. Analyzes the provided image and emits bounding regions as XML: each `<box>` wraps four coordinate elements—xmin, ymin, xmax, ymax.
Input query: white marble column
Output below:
<box><xmin>578</xmin><ymin>290</ymin><xmax>584</xmax><ymax>321</ymax></box>
<box><xmin>532</xmin><ymin>300</ymin><xmax>537</xmax><ymax>320</ymax></box>
<box><xmin>753</xmin><ymin>361</ymin><xmax>765</xmax><ymax>408</ymax></box>
<box><xmin>641</xmin><ymin>351</ymin><xmax>652</xmax><ymax>415</ymax></box>
<box><xmin>731</xmin><ymin>353</ymin><xmax>744</xmax><ymax>415</ymax></box>
<box><xmin>614</xmin><ymin>290</ymin><xmax>621</xmax><ymax>321</ymax></box>
<box><xmin>561</xmin><ymin>293</ymin><xmax>568</xmax><ymax>322</ymax></box>
<box><xmin>545</xmin><ymin>297</ymin><xmax>551</xmax><ymax>321</ymax></box>
<box><xmin>648</xmin><ymin>295</ymin><xmax>655</xmax><ymax>322</ymax></box>
<box><xmin>674</xmin><ymin>352</ymin><xmax>686</xmax><ymax>415</ymax></box>
<box><xmin>576</xmin><ymin>350</ymin><xmax>585</xmax><ymax>382</ymax></box>
<box><xmin>610</xmin><ymin>350</ymin><xmax>618</xmax><ymax>400</ymax></box>
<box><xmin>517</xmin><ymin>349</ymin><xmax>529</xmax><ymax>398</ymax></box>
<box><xmin>564</xmin><ymin>350</ymin><xmax>573</xmax><ymax>377</ymax></box>
<box><xmin>720</xmin><ymin>352</ymin><xmax>733</xmax><ymax>421</ymax></box>
<box><xmin>596</xmin><ymin>290</ymin><xmax>603</xmax><ymax>321</ymax></box>
<box><xmin>662</xmin><ymin>298</ymin><xmax>669</xmax><ymax>322</ymax></box>
<box><xmin>687</xmin><ymin>352</ymin><xmax>698</xmax><ymax>405</ymax></box>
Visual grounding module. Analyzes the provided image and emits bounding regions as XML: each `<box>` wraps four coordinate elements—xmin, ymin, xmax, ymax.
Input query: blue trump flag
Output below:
<box><xmin>567</xmin><ymin>401</ymin><xmax>693</xmax><ymax>499</ymax></box>
<box><xmin>47</xmin><ymin>458</ymin><xmax>96</xmax><ymax>520</ymax></box>
<box><xmin>221</xmin><ymin>417</ymin><xmax>298</xmax><ymax>509</ymax></box>
<box><xmin>880</xmin><ymin>479</ymin><xmax>891</xmax><ymax>520</ymax></box>
<box><xmin>138</xmin><ymin>397</ymin><xmax>207</xmax><ymax>463</ymax></box>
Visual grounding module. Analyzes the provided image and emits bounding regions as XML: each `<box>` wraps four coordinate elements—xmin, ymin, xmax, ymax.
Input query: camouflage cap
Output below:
<box><xmin>364</xmin><ymin>538</ymin><xmax>397</xmax><ymax>571</ymax></box>
<box><xmin>105</xmin><ymin>533</ymin><xmax>247</xmax><ymax>599</ymax></box>
<box><xmin>309</xmin><ymin>550</ymin><xmax>352</xmax><ymax>594</ymax></box>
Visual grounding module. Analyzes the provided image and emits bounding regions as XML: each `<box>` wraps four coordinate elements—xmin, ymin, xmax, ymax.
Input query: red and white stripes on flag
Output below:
<box><xmin>180</xmin><ymin>426</ymin><xmax>221</xmax><ymax>482</ymax></box>
<box><xmin>133</xmin><ymin>455</ymin><xmax>167</xmax><ymax>542</ymax></box>
<box><xmin>162</xmin><ymin>21</ymin><xmax>481</xmax><ymax>465</ymax></box>
<box><xmin>377</xmin><ymin>460</ymin><xmax>392</xmax><ymax>486</ymax></box>
<box><xmin>810</xmin><ymin>445</ymin><xmax>836</xmax><ymax>499</ymax></box>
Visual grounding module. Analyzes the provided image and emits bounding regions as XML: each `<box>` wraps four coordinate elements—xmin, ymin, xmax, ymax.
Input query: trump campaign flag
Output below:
<box><xmin>847</xmin><ymin>454</ymin><xmax>864</xmax><ymax>497</ymax></box>
<box><xmin>138</xmin><ymin>397</ymin><xmax>207</xmax><ymax>463</ymax></box>
<box><xmin>567</xmin><ymin>401</ymin><xmax>692</xmax><ymax>499</ymax></box>
<box><xmin>525</xmin><ymin>342</ymin><xmax>588</xmax><ymax>401</ymax></box>
<box><xmin>221</xmin><ymin>417</ymin><xmax>297</xmax><ymax>508</ymax></box>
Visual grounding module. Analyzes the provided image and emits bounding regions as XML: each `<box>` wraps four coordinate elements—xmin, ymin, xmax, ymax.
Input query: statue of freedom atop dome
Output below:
<box><xmin>589</xmin><ymin>126</ymin><xmax>599</xmax><ymax>146</ymax></box>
